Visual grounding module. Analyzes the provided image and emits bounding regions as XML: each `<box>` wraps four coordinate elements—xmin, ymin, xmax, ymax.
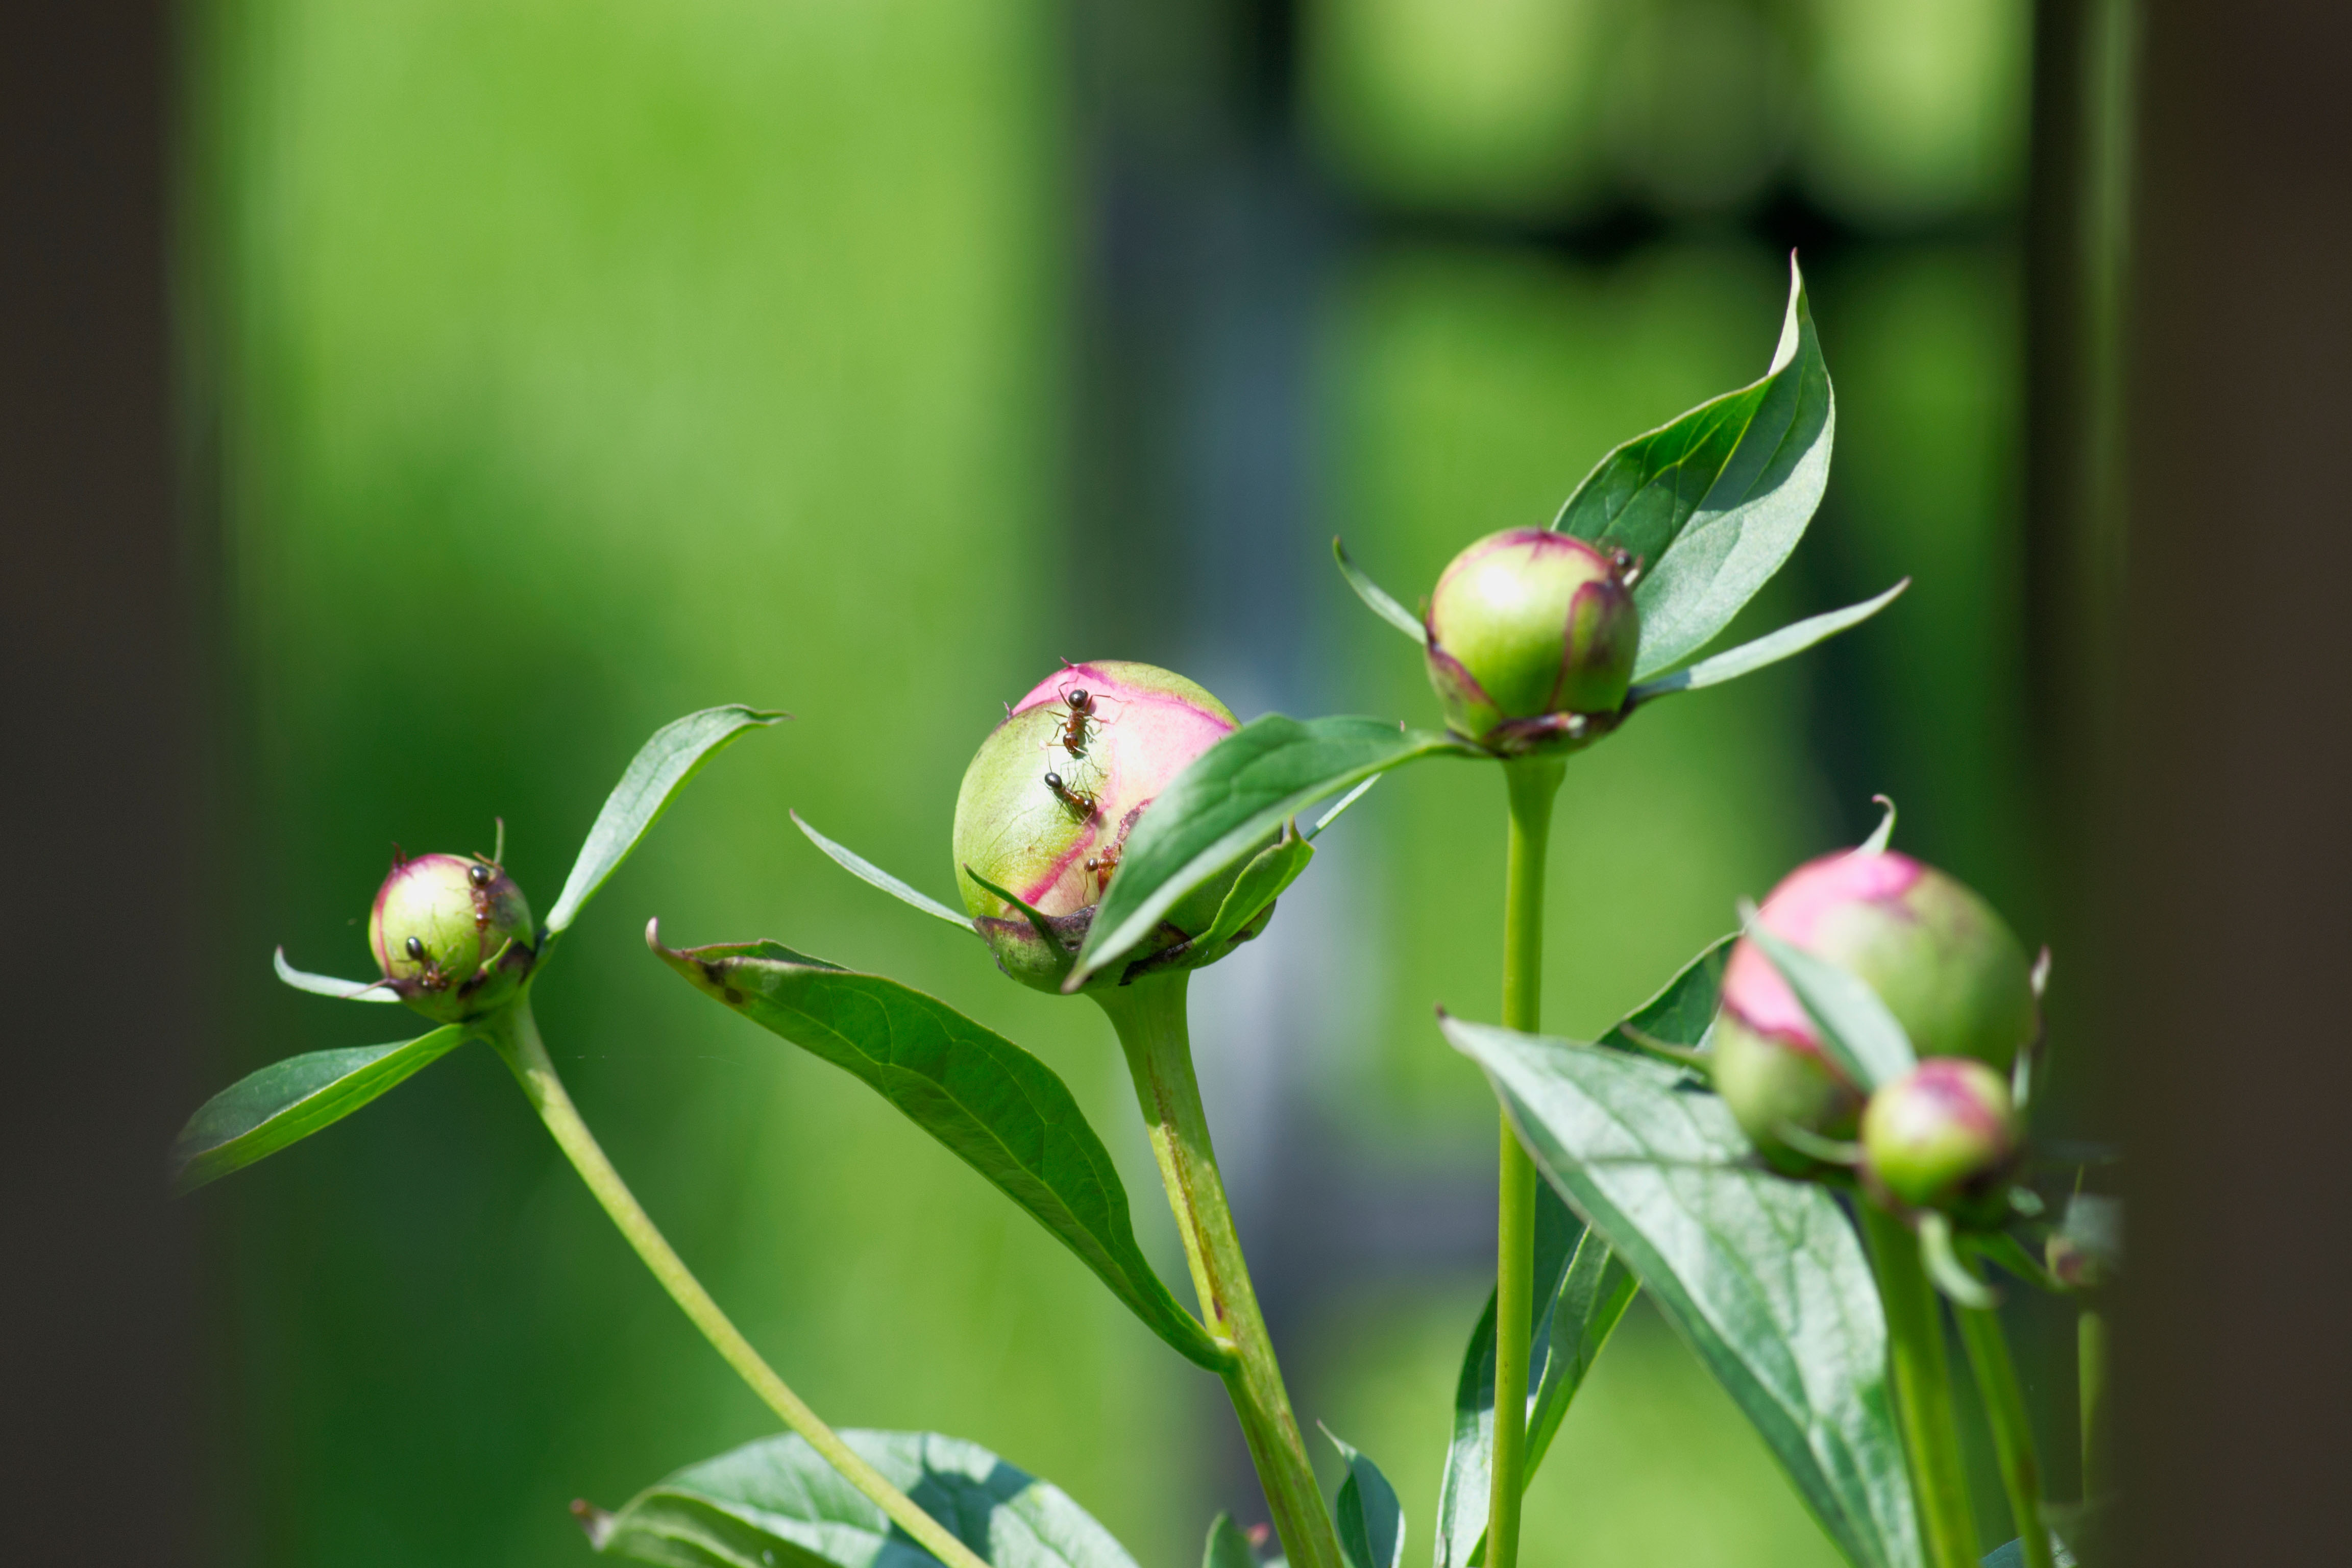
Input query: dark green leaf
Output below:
<box><xmin>1073</xmin><ymin>716</ymin><xmax>1473</xmax><ymax>986</ymax></box>
<box><xmin>1598</xmin><ymin>936</ymin><xmax>1733</xmax><ymax>1057</ymax></box>
<box><xmin>1325</xmin><ymin>1430</ymin><xmax>1405</xmax><ymax>1568</ymax></box>
<box><xmin>1333</xmin><ymin>537</ymin><xmax>1428</xmax><ymax>646</ymax></box>
<box><xmin>1554</xmin><ymin>258</ymin><xmax>1835</xmax><ymax>681</ymax></box>
<box><xmin>1203</xmin><ymin>1515</ymin><xmax>1256</xmax><ymax>1568</ymax></box>
<box><xmin>652</xmin><ymin>931</ymin><xmax>1231</xmax><ymax>1372</ymax></box>
<box><xmin>1443</xmin><ymin>1019</ymin><xmax>1921</xmax><ymax>1568</ymax></box>
<box><xmin>273</xmin><ymin>945</ymin><xmax>400</xmax><ymax>1003</ymax></box>
<box><xmin>170</xmin><ymin>1026</ymin><xmax>470</xmax><ymax>1193</ymax></box>
<box><xmin>1434</xmin><ymin>1187</ymin><xmax>1636</xmax><ymax>1568</ymax></box>
<box><xmin>794</xmin><ymin>811</ymin><xmax>974</xmax><ymax>929</ymax></box>
<box><xmin>588</xmin><ymin>1429</ymin><xmax>1139</xmax><ymax>1568</ymax></box>
<box><xmin>1744</xmin><ymin>919</ymin><xmax>1917</xmax><ymax>1093</ymax></box>
<box><xmin>546</xmin><ymin>705</ymin><xmax>787</xmax><ymax>935</ymax></box>
<box><xmin>1626</xmin><ymin>582</ymin><xmax>1906</xmax><ymax>704</ymax></box>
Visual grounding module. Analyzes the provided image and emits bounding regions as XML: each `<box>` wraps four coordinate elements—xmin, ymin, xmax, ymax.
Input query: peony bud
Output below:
<box><xmin>369</xmin><ymin>852</ymin><xmax>536</xmax><ymax>1022</ymax></box>
<box><xmin>1860</xmin><ymin>1057</ymin><xmax>2020</xmax><ymax>1219</ymax></box>
<box><xmin>951</xmin><ymin>662</ymin><xmax>1248</xmax><ymax>992</ymax></box>
<box><xmin>1423</xmin><ymin>528</ymin><xmax>1639</xmax><ymax>753</ymax></box>
<box><xmin>1715</xmin><ymin>848</ymin><xmax>2036</xmax><ymax>1171</ymax></box>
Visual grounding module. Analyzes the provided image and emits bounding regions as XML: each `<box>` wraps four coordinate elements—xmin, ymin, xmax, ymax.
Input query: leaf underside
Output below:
<box><xmin>169</xmin><ymin>1026</ymin><xmax>470</xmax><ymax>1193</ymax></box>
<box><xmin>1074</xmin><ymin>716</ymin><xmax>1472</xmax><ymax>985</ymax></box>
<box><xmin>273</xmin><ymin>946</ymin><xmax>401</xmax><ymax>1002</ymax></box>
<box><xmin>1444</xmin><ymin>979</ymin><xmax>1920</xmax><ymax>1567</ymax></box>
<box><xmin>1554</xmin><ymin>256</ymin><xmax>1836</xmax><ymax>682</ymax></box>
<box><xmin>547</xmin><ymin>704</ymin><xmax>786</xmax><ymax>936</ymax></box>
<box><xmin>591</xmin><ymin>1429</ymin><xmax>1140</xmax><ymax>1568</ymax></box>
<box><xmin>653</xmin><ymin>935</ymin><xmax>1229</xmax><ymax>1371</ymax></box>
<box><xmin>1626</xmin><ymin>581</ymin><xmax>1908</xmax><ymax>705</ymax></box>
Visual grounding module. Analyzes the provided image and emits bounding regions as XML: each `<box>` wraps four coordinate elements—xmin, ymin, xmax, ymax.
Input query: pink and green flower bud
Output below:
<box><xmin>1423</xmin><ymin>528</ymin><xmax>1639</xmax><ymax>753</ymax></box>
<box><xmin>369</xmin><ymin>852</ymin><xmax>536</xmax><ymax>1022</ymax></box>
<box><xmin>1714</xmin><ymin>848</ymin><xmax>2036</xmax><ymax>1170</ymax></box>
<box><xmin>951</xmin><ymin>661</ymin><xmax>1249</xmax><ymax>993</ymax></box>
<box><xmin>1860</xmin><ymin>1057</ymin><xmax>2020</xmax><ymax>1219</ymax></box>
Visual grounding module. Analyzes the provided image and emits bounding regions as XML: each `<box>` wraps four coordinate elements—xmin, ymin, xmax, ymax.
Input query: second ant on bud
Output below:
<box><xmin>1043</xmin><ymin>771</ymin><xmax>1098</xmax><ymax>821</ymax></box>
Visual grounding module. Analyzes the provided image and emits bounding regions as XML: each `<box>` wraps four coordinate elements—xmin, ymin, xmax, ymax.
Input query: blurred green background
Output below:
<box><xmin>188</xmin><ymin>0</ymin><xmax>2053</xmax><ymax>1562</ymax></box>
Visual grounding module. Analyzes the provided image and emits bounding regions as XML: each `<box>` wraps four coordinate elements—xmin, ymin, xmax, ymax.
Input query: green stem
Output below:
<box><xmin>2078</xmin><ymin>1307</ymin><xmax>2109</xmax><ymax>1500</ymax></box>
<box><xmin>1860</xmin><ymin>1204</ymin><xmax>1978</xmax><ymax>1568</ymax></box>
<box><xmin>1489</xmin><ymin>756</ymin><xmax>1562</xmax><ymax>1568</ymax></box>
<box><xmin>1097</xmin><ymin>974</ymin><xmax>1343</xmax><ymax>1568</ymax></box>
<box><xmin>485</xmin><ymin>998</ymin><xmax>991</xmax><ymax>1568</ymax></box>
<box><xmin>1958</xmin><ymin>1300</ymin><xmax>2054</xmax><ymax>1568</ymax></box>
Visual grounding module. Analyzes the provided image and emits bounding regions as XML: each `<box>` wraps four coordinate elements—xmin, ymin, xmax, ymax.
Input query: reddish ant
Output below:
<box><xmin>1044</xmin><ymin>771</ymin><xmax>1098</xmax><ymax>821</ymax></box>
<box><xmin>1084</xmin><ymin>843</ymin><xmax>1122</xmax><ymax>896</ymax></box>
<box><xmin>465</xmin><ymin>860</ymin><xmax>499</xmax><ymax>932</ymax></box>
<box><xmin>1041</xmin><ymin>682</ymin><xmax>1120</xmax><ymax>761</ymax></box>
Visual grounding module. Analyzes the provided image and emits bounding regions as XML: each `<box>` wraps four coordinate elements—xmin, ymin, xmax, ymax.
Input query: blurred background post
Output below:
<box><xmin>3</xmin><ymin>0</ymin><xmax>2346</xmax><ymax>1563</ymax></box>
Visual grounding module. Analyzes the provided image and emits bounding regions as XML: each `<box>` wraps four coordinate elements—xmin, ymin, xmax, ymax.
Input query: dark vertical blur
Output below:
<box><xmin>2111</xmin><ymin>0</ymin><xmax>2352</xmax><ymax>1561</ymax></box>
<box><xmin>0</xmin><ymin>2</ymin><xmax>204</xmax><ymax>1563</ymax></box>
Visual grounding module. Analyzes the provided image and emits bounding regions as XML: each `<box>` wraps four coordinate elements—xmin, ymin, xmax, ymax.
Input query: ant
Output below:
<box><xmin>1043</xmin><ymin>682</ymin><xmax>1119</xmax><ymax>761</ymax></box>
<box><xmin>1606</xmin><ymin>546</ymin><xmax>1645</xmax><ymax>589</ymax></box>
<box><xmin>1084</xmin><ymin>843</ymin><xmax>1122</xmax><ymax>897</ymax></box>
<box><xmin>465</xmin><ymin>860</ymin><xmax>499</xmax><ymax>932</ymax></box>
<box><xmin>1044</xmin><ymin>771</ymin><xmax>1098</xmax><ymax>821</ymax></box>
<box><xmin>402</xmin><ymin>934</ymin><xmax>453</xmax><ymax>993</ymax></box>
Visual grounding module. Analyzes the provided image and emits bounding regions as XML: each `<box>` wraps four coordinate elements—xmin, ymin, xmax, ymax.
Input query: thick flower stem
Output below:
<box><xmin>1490</xmin><ymin>755</ymin><xmax>1563</xmax><ymax>1568</ymax></box>
<box><xmin>1860</xmin><ymin>1204</ymin><xmax>1978</xmax><ymax>1568</ymax></box>
<box><xmin>484</xmin><ymin>998</ymin><xmax>991</xmax><ymax>1568</ymax></box>
<box><xmin>1099</xmin><ymin>975</ymin><xmax>1343</xmax><ymax>1568</ymax></box>
<box><xmin>1959</xmin><ymin>1301</ymin><xmax>2055</xmax><ymax>1568</ymax></box>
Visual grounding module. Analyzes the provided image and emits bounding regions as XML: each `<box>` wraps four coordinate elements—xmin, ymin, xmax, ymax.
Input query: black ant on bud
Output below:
<box><xmin>1607</xmin><ymin>546</ymin><xmax>1644</xmax><ymax>589</ymax></box>
<box><xmin>403</xmin><ymin>934</ymin><xmax>453</xmax><ymax>992</ymax></box>
<box><xmin>1044</xmin><ymin>771</ymin><xmax>1098</xmax><ymax>820</ymax></box>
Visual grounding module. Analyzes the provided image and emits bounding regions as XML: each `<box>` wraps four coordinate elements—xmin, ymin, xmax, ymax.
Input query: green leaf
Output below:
<box><xmin>1325</xmin><ymin>1430</ymin><xmax>1405</xmax><ymax>1568</ymax></box>
<box><xmin>546</xmin><ymin>705</ymin><xmax>787</xmax><ymax>935</ymax></box>
<box><xmin>1433</xmin><ymin>1187</ymin><xmax>1636</xmax><ymax>1568</ymax></box>
<box><xmin>1203</xmin><ymin>1515</ymin><xmax>1256</xmax><ymax>1568</ymax></box>
<box><xmin>587</xmin><ymin>1429</ymin><xmax>1139</xmax><ymax>1568</ymax></box>
<box><xmin>1072</xmin><ymin>716</ymin><xmax>1474</xmax><ymax>987</ymax></box>
<box><xmin>651</xmin><ymin>930</ymin><xmax>1232</xmax><ymax>1372</ymax></box>
<box><xmin>1308</xmin><ymin>776</ymin><xmax>1382</xmax><ymax>839</ymax></box>
<box><xmin>1743</xmin><ymin>918</ymin><xmax>1917</xmax><ymax>1093</ymax></box>
<box><xmin>1196</xmin><ymin>823</ymin><xmax>1315</xmax><ymax>955</ymax></box>
<box><xmin>1333</xmin><ymin>537</ymin><xmax>1428</xmax><ymax>646</ymax></box>
<box><xmin>273</xmin><ymin>945</ymin><xmax>400</xmax><ymax>1003</ymax></box>
<box><xmin>1554</xmin><ymin>257</ymin><xmax>1835</xmax><ymax>681</ymax></box>
<box><xmin>1442</xmin><ymin>1020</ymin><xmax>1921</xmax><ymax>1568</ymax></box>
<box><xmin>794</xmin><ymin>811</ymin><xmax>974</xmax><ymax>929</ymax></box>
<box><xmin>170</xmin><ymin>1026</ymin><xmax>470</xmax><ymax>1193</ymax></box>
<box><xmin>1626</xmin><ymin>581</ymin><xmax>1907</xmax><ymax>704</ymax></box>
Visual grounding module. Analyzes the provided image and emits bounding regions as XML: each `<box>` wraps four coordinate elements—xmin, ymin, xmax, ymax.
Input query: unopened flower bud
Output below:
<box><xmin>1860</xmin><ymin>1057</ymin><xmax>2019</xmax><ymax>1218</ymax></box>
<box><xmin>1715</xmin><ymin>848</ymin><xmax>2036</xmax><ymax>1171</ymax></box>
<box><xmin>369</xmin><ymin>852</ymin><xmax>536</xmax><ymax>1021</ymax></box>
<box><xmin>951</xmin><ymin>662</ymin><xmax>1246</xmax><ymax>992</ymax></box>
<box><xmin>1424</xmin><ymin>528</ymin><xmax>1639</xmax><ymax>753</ymax></box>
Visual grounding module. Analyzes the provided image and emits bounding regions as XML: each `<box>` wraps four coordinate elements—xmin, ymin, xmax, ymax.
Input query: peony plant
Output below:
<box><xmin>167</xmin><ymin>261</ymin><xmax>2114</xmax><ymax>1568</ymax></box>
